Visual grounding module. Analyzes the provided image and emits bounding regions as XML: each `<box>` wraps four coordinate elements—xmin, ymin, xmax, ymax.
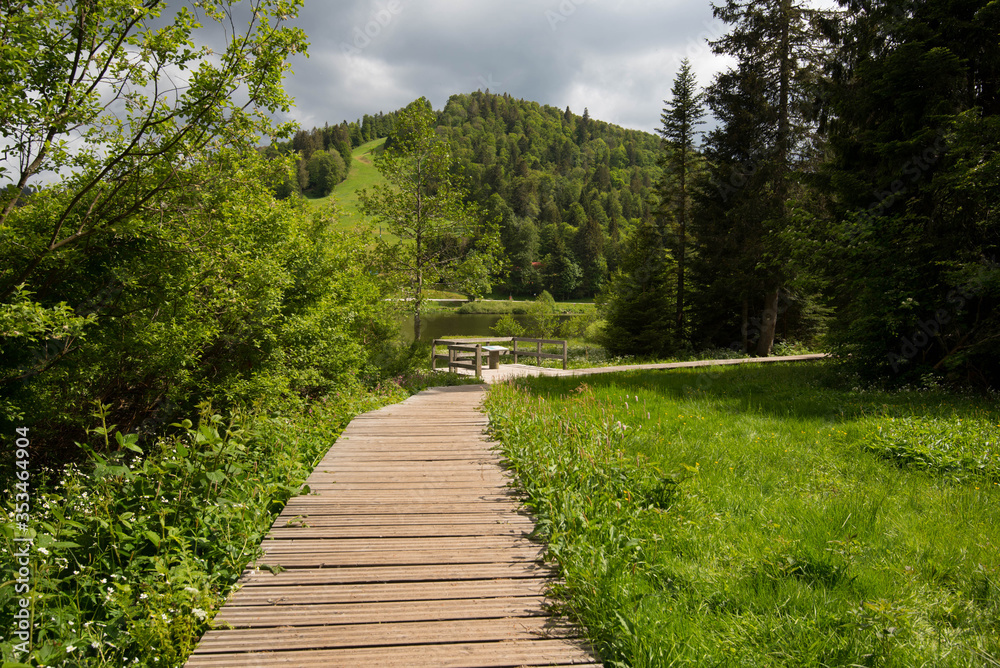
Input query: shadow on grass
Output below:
<box><xmin>502</xmin><ymin>360</ymin><xmax>999</xmax><ymax>424</ymax></box>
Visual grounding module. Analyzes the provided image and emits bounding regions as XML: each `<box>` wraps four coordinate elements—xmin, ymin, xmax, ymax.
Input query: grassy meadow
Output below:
<box><xmin>485</xmin><ymin>362</ymin><xmax>1000</xmax><ymax>667</ymax></box>
<box><xmin>305</xmin><ymin>137</ymin><xmax>386</xmax><ymax>233</ymax></box>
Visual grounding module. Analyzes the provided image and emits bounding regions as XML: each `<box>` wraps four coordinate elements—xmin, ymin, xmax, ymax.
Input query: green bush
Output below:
<box><xmin>0</xmin><ymin>387</ymin><xmax>402</xmax><ymax>667</ymax></box>
<box><xmin>491</xmin><ymin>314</ymin><xmax>526</xmax><ymax>337</ymax></box>
<box><xmin>1</xmin><ymin>151</ymin><xmax>396</xmax><ymax>460</ymax></box>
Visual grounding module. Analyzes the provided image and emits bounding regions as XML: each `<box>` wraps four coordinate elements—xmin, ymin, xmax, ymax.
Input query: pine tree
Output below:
<box><xmin>598</xmin><ymin>216</ymin><xmax>676</xmax><ymax>357</ymax></box>
<box><xmin>577</xmin><ymin>107</ymin><xmax>591</xmax><ymax>144</ymax></box>
<box><xmin>655</xmin><ymin>58</ymin><xmax>705</xmax><ymax>341</ymax></box>
<box><xmin>704</xmin><ymin>0</ymin><xmax>825</xmax><ymax>355</ymax></box>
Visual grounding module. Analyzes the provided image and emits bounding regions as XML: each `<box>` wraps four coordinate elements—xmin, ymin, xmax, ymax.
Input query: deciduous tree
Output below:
<box><xmin>359</xmin><ymin>99</ymin><xmax>501</xmax><ymax>340</ymax></box>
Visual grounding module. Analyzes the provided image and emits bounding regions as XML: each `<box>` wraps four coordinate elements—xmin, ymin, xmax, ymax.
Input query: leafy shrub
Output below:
<box><xmin>527</xmin><ymin>291</ymin><xmax>559</xmax><ymax>338</ymax></box>
<box><xmin>860</xmin><ymin>415</ymin><xmax>1000</xmax><ymax>481</ymax></box>
<box><xmin>0</xmin><ymin>386</ymin><xmax>401</xmax><ymax>667</ymax></box>
<box><xmin>491</xmin><ymin>314</ymin><xmax>526</xmax><ymax>337</ymax></box>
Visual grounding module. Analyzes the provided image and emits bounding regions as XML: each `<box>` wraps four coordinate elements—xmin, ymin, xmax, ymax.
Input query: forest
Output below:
<box><xmin>278</xmin><ymin>0</ymin><xmax>1000</xmax><ymax>386</ymax></box>
<box><xmin>0</xmin><ymin>0</ymin><xmax>998</xmax><ymax>665</ymax></box>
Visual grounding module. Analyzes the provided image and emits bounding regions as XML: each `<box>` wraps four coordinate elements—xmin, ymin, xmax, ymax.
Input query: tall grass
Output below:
<box><xmin>485</xmin><ymin>363</ymin><xmax>1000</xmax><ymax>667</ymax></box>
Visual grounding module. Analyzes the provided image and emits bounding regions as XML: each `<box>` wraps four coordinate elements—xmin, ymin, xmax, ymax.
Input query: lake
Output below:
<box><xmin>398</xmin><ymin>311</ymin><xmax>586</xmax><ymax>342</ymax></box>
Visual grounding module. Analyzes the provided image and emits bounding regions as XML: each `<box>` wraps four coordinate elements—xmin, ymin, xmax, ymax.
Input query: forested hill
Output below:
<box><xmin>277</xmin><ymin>91</ymin><xmax>664</xmax><ymax>297</ymax></box>
<box><xmin>439</xmin><ymin>91</ymin><xmax>661</xmax><ymax>297</ymax></box>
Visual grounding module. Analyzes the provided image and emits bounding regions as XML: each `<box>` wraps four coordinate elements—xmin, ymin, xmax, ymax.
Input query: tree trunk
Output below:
<box><xmin>756</xmin><ymin>288</ymin><xmax>780</xmax><ymax>357</ymax></box>
<box><xmin>676</xmin><ymin>219</ymin><xmax>685</xmax><ymax>340</ymax></box>
<box><xmin>676</xmin><ymin>160</ymin><xmax>686</xmax><ymax>341</ymax></box>
<box><xmin>413</xmin><ymin>270</ymin><xmax>423</xmax><ymax>342</ymax></box>
<box><xmin>741</xmin><ymin>296</ymin><xmax>749</xmax><ymax>354</ymax></box>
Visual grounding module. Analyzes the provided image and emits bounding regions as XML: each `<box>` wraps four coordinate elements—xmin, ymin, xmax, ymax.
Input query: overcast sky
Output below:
<box><xmin>275</xmin><ymin>0</ymin><xmax>741</xmax><ymax>136</ymax></box>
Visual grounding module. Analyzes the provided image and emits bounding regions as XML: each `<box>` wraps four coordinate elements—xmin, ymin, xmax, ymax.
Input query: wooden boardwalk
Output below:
<box><xmin>185</xmin><ymin>385</ymin><xmax>601</xmax><ymax>667</ymax></box>
<box><xmin>474</xmin><ymin>353</ymin><xmax>829</xmax><ymax>383</ymax></box>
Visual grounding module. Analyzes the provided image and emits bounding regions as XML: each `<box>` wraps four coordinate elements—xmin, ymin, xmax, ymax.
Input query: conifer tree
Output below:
<box><xmin>655</xmin><ymin>58</ymin><xmax>704</xmax><ymax>341</ymax></box>
<box><xmin>703</xmin><ymin>0</ymin><xmax>825</xmax><ymax>355</ymax></box>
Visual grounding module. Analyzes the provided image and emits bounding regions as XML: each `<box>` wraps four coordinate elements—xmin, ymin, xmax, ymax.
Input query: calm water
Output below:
<box><xmin>398</xmin><ymin>312</ymin><xmax>582</xmax><ymax>342</ymax></box>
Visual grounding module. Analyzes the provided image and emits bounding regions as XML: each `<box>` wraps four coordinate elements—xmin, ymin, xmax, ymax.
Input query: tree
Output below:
<box><xmin>0</xmin><ymin>0</ymin><xmax>310</xmax><ymax>448</ymax></box>
<box><xmin>0</xmin><ymin>0</ymin><xmax>306</xmax><ymax>303</ymax></box>
<box><xmin>598</xmin><ymin>216</ymin><xmax>676</xmax><ymax>357</ymax></box>
<box><xmin>577</xmin><ymin>107</ymin><xmax>591</xmax><ymax>144</ymax></box>
<box><xmin>694</xmin><ymin>57</ymin><xmax>781</xmax><ymax>353</ymax></box>
<box><xmin>542</xmin><ymin>234</ymin><xmax>582</xmax><ymax>299</ymax></box>
<box><xmin>705</xmin><ymin>0</ymin><xmax>826</xmax><ymax>355</ymax></box>
<box><xmin>359</xmin><ymin>99</ymin><xmax>501</xmax><ymax>340</ymax></box>
<box><xmin>656</xmin><ymin>58</ymin><xmax>705</xmax><ymax>341</ymax></box>
<box><xmin>573</xmin><ymin>213</ymin><xmax>607</xmax><ymax>295</ymax></box>
<box><xmin>306</xmin><ymin>149</ymin><xmax>346</xmax><ymax>196</ymax></box>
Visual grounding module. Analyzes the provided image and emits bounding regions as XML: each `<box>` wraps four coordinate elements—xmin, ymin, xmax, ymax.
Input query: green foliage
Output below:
<box><xmin>305</xmin><ymin>149</ymin><xmax>346</xmax><ymax>197</ymax></box>
<box><xmin>655</xmin><ymin>58</ymin><xmax>705</xmax><ymax>341</ymax></box>
<box><xmin>272</xmin><ymin>92</ymin><xmax>666</xmax><ymax>300</ymax></box>
<box><xmin>694</xmin><ymin>0</ymin><xmax>826</xmax><ymax>356</ymax></box>
<box><xmin>526</xmin><ymin>290</ymin><xmax>559</xmax><ymax>339</ymax></box>
<box><xmin>491</xmin><ymin>313</ymin><xmax>526</xmax><ymax>338</ymax></box>
<box><xmin>0</xmin><ymin>1</ymin><xmax>370</xmax><ymax>456</ymax></box>
<box><xmin>859</xmin><ymin>415</ymin><xmax>1000</xmax><ymax>482</ymax></box>
<box><xmin>438</xmin><ymin>91</ymin><xmax>662</xmax><ymax>297</ymax></box>
<box><xmin>0</xmin><ymin>388</ymin><xmax>403</xmax><ymax>666</ymax></box>
<box><xmin>453</xmin><ymin>251</ymin><xmax>500</xmax><ymax>302</ymax></box>
<box><xmin>598</xmin><ymin>218</ymin><xmax>678</xmax><ymax>357</ymax></box>
<box><xmin>801</xmin><ymin>0</ymin><xmax>1000</xmax><ymax>385</ymax></box>
<box><xmin>1</xmin><ymin>150</ymin><xmax>395</xmax><ymax>456</ymax></box>
<box><xmin>0</xmin><ymin>0</ymin><xmax>305</xmax><ymax>258</ymax></box>
<box><xmin>542</xmin><ymin>236</ymin><xmax>584</xmax><ymax>299</ymax></box>
<box><xmin>454</xmin><ymin>299</ymin><xmax>595</xmax><ymax>316</ymax></box>
<box><xmin>486</xmin><ymin>364</ymin><xmax>1000</xmax><ymax>667</ymax></box>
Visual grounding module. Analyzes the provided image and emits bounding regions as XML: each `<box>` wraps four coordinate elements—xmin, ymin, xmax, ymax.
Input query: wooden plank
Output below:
<box><xmin>252</xmin><ymin>547</ymin><xmax>544</xmax><ymax>568</ymax></box>
<box><xmin>236</xmin><ymin>563</ymin><xmax>555</xmax><ymax>586</ymax></box>
<box><xmin>268</xmin><ymin>524</ymin><xmax>532</xmax><ymax>539</ymax></box>
<box><xmin>224</xmin><ymin>579</ymin><xmax>552</xmax><ymax>606</ymax></box>
<box><xmin>213</xmin><ymin>595</ymin><xmax>552</xmax><ymax>627</ymax></box>
<box><xmin>312</xmin><ymin>462</ymin><xmax>504</xmax><ymax>471</ymax></box>
<box><xmin>277</xmin><ymin>504</ymin><xmax>527</xmax><ymax>514</ymax></box>
<box><xmin>305</xmin><ymin>470</ymin><xmax>508</xmax><ymax>479</ymax></box>
<box><xmin>186</xmin><ymin>639</ymin><xmax>599</xmax><ymax>668</ymax></box>
<box><xmin>260</xmin><ymin>536</ymin><xmax>537</xmax><ymax>551</ymax></box>
<box><xmin>273</xmin><ymin>512</ymin><xmax>533</xmax><ymax>525</ymax></box>
<box><xmin>195</xmin><ymin>617</ymin><xmax>578</xmax><ymax>653</ymax></box>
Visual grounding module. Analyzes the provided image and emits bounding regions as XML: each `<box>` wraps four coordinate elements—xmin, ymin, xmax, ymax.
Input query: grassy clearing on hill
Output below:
<box><xmin>305</xmin><ymin>138</ymin><xmax>386</xmax><ymax>232</ymax></box>
<box><xmin>485</xmin><ymin>362</ymin><xmax>1000</xmax><ymax>667</ymax></box>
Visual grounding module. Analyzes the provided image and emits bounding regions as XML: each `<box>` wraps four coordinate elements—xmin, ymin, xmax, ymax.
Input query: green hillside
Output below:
<box><xmin>305</xmin><ymin>137</ymin><xmax>386</xmax><ymax>232</ymax></box>
<box><xmin>288</xmin><ymin>92</ymin><xmax>663</xmax><ymax>297</ymax></box>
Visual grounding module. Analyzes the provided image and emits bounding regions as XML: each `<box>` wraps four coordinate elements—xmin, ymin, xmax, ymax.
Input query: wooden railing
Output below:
<box><xmin>431</xmin><ymin>337</ymin><xmax>568</xmax><ymax>378</ymax></box>
<box><xmin>510</xmin><ymin>337</ymin><xmax>568</xmax><ymax>369</ymax></box>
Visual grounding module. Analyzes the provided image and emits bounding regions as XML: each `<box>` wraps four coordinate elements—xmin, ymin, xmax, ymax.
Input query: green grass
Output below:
<box><xmin>455</xmin><ymin>300</ymin><xmax>598</xmax><ymax>316</ymax></box>
<box><xmin>485</xmin><ymin>362</ymin><xmax>1000</xmax><ymax>667</ymax></box>
<box><xmin>305</xmin><ymin>138</ymin><xmax>386</xmax><ymax>233</ymax></box>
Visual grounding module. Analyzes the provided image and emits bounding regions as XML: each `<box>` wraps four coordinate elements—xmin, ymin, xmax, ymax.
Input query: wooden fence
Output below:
<box><xmin>431</xmin><ymin>337</ymin><xmax>568</xmax><ymax>378</ymax></box>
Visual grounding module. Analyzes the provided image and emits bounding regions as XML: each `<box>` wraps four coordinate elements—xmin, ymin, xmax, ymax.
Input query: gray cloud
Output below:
<box><xmin>278</xmin><ymin>0</ymin><xmax>733</xmax><ymax>134</ymax></box>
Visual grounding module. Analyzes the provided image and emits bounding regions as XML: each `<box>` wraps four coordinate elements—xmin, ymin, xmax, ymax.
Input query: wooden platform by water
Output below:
<box><xmin>185</xmin><ymin>385</ymin><xmax>601</xmax><ymax>667</ymax></box>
